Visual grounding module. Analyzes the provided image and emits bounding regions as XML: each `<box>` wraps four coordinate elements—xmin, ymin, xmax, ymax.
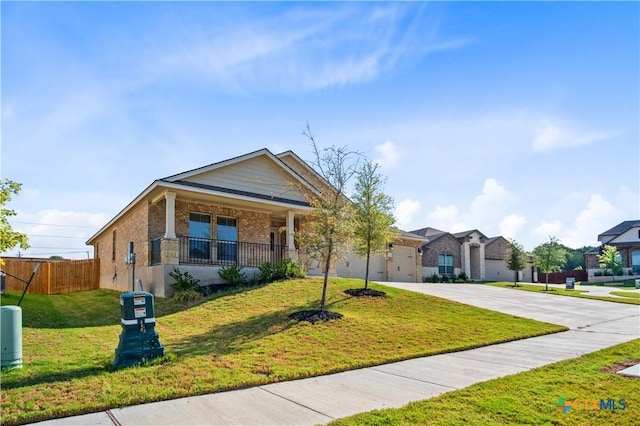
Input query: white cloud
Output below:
<box><xmin>469</xmin><ymin>178</ymin><xmax>512</xmax><ymax>216</ymax></box>
<box><xmin>532</xmin><ymin>220</ymin><xmax>563</xmax><ymax>242</ymax></box>
<box><xmin>499</xmin><ymin>214</ymin><xmax>526</xmax><ymax>240</ymax></box>
<box><xmin>425</xmin><ymin>205</ymin><xmax>465</xmax><ymax>232</ymax></box>
<box><xmin>532</xmin><ymin>119</ymin><xmax>614</xmax><ymax>153</ymax></box>
<box><xmin>561</xmin><ymin>194</ymin><xmax>622</xmax><ymax>248</ymax></box>
<box><xmin>395</xmin><ymin>198</ymin><xmax>421</xmax><ymax>228</ymax></box>
<box><xmin>373</xmin><ymin>141</ymin><xmax>399</xmax><ymax>169</ymax></box>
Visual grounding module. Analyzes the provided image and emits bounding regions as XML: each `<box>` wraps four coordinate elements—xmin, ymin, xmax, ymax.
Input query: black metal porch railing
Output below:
<box><xmin>177</xmin><ymin>236</ymin><xmax>285</xmax><ymax>267</ymax></box>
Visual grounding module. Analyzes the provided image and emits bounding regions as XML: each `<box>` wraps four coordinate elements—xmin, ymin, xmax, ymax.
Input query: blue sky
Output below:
<box><xmin>1</xmin><ymin>1</ymin><xmax>638</xmax><ymax>258</ymax></box>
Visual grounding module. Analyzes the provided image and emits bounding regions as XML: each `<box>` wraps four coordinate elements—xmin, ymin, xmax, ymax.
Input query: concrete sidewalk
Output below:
<box><xmin>32</xmin><ymin>284</ymin><xmax>640</xmax><ymax>426</ymax></box>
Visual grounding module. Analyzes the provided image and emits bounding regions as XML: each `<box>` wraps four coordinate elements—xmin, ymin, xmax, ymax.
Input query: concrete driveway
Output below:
<box><xmin>31</xmin><ymin>283</ymin><xmax>640</xmax><ymax>426</ymax></box>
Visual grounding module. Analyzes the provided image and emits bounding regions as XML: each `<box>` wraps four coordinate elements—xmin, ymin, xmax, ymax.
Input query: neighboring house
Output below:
<box><xmin>485</xmin><ymin>236</ymin><xmax>536</xmax><ymax>282</ymax></box>
<box><xmin>584</xmin><ymin>220</ymin><xmax>640</xmax><ymax>278</ymax></box>
<box><xmin>87</xmin><ymin>148</ymin><xmax>424</xmax><ymax>297</ymax></box>
<box><xmin>336</xmin><ymin>231</ymin><xmax>427</xmax><ymax>283</ymax></box>
<box><xmin>407</xmin><ymin>227</ymin><xmax>535</xmax><ymax>282</ymax></box>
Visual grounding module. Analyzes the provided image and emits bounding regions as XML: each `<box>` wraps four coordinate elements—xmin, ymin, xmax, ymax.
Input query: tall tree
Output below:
<box><xmin>532</xmin><ymin>236</ymin><xmax>567</xmax><ymax>291</ymax></box>
<box><xmin>297</xmin><ymin>123</ymin><xmax>359</xmax><ymax>312</ymax></box>
<box><xmin>352</xmin><ymin>160</ymin><xmax>398</xmax><ymax>290</ymax></box>
<box><xmin>597</xmin><ymin>245</ymin><xmax>621</xmax><ymax>282</ymax></box>
<box><xmin>1</xmin><ymin>179</ymin><xmax>29</xmax><ymax>265</ymax></box>
<box><xmin>504</xmin><ymin>239</ymin><xmax>528</xmax><ymax>287</ymax></box>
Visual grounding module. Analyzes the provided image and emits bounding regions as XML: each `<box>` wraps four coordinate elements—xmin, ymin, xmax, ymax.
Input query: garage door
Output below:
<box><xmin>392</xmin><ymin>246</ymin><xmax>416</xmax><ymax>282</ymax></box>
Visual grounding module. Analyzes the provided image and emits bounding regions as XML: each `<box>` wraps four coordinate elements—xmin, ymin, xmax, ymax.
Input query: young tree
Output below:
<box><xmin>1</xmin><ymin>179</ymin><xmax>29</xmax><ymax>265</ymax></box>
<box><xmin>505</xmin><ymin>239</ymin><xmax>528</xmax><ymax>287</ymax></box>
<box><xmin>351</xmin><ymin>160</ymin><xmax>398</xmax><ymax>293</ymax></box>
<box><xmin>597</xmin><ymin>245</ymin><xmax>622</xmax><ymax>282</ymax></box>
<box><xmin>532</xmin><ymin>236</ymin><xmax>567</xmax><ymax>291</ymax></box>
<box><xmin>296</xmin><ymin>123</ymin><xmax>359</xmax><ymax>316</ymax></box>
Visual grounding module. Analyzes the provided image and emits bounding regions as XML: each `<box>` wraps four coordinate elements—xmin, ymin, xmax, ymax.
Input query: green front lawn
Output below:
<box><xmin>332</xmin><ymin>338</ymin><xmax>640</xmax><ymax>426</ymax></box>
<box><xmin>0</xmin><ymin>278</ymin><xmax>565</xmax><ymax>426</ymax></box>
<box><xmin>610</xmin><ymin>291</ymin><xmax>640</xmax><ymax>299</ymax></box>
<box><xmin>489</xmin><ymin>282</ymin><xmax>640</xmax><ymax>305</ymax></box>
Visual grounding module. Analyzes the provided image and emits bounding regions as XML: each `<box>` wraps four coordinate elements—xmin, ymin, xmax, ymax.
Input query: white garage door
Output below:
<box><xmin>392</xmin><ymin>246</ymin><xmax>416</xmax><ymax>282</ymax></box>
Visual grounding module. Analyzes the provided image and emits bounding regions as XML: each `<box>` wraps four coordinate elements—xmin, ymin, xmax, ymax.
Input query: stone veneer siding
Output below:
<box><xmin>422</xmin><ymin>234</ymin><xmax>462</xmax><ymax>269</ymax></box>
<box><xmin>485</xmin><ymin>238</ymin><xmax>510</xmax><ymax>260</ymax></box>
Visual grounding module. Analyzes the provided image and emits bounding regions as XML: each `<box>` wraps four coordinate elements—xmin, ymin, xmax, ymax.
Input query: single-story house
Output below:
<box><xmin>584</xmin><ymin>220</ymin><xmax>640</xmax><ymax>278</ymax></box>
<box><xmin>87</xmin><ymin>148</ymin><xmax>424</xmax><ymax>297</ymax></box>
<box><xmin>408</xmin><ymin>228</ymin><xmax>536</xmax><ymax>282</ymax></box>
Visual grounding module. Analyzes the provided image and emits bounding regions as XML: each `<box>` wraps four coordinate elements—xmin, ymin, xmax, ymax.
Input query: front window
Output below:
<box><xmin>217</xmin><ymin>217</ymin><xmax>237</xmax><ymax>262</ymax></box>
<box><xmin>189</xmin><ymin>213</ymin><xmax>211</xmax><ymax>260</ymax></box>
<box><xmin>438</xmin><ymin>253</ymin><xmax>453</xmax><ymax>274</ymax></box>
<box><xmin>632</xmin><ymin>250</ymin><xmax>640</xmax><ymax>275</ymax></box>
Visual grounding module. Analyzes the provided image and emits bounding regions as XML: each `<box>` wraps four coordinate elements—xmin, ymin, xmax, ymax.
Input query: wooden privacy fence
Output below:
<box><xmin>538</xmin><ymin>270</ymin><xmax>588</xmax><ymax>284</ymax></box>
<box><xmin>1</xmin><ymin>257</ymin><xmax>99</xmax><ymax>295</ymax></box>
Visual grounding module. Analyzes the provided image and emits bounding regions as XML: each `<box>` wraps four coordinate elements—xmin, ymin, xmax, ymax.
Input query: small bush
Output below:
<box><xmin>218</xmin><ymin>265</ymin><xmax>247</xmax><ymax>285</ymax></box>
<box><xmin>169</xmin><ymin>268</ymin><xmax>202</xmax><ymax>302</ymax></box>
<box><xmin>173</xmin><ymin>288</ymin><xmax>202</xmax><ymax>304</ymax></box>
<box><xmin>594</xmin><ymin>271</ymin><xmax>603</xmax><ymax>276</ymax></box>
<box><xmin>274</xmin><ymin>259</ymin><xmax>305</xmax><ymax>280</ymax></box>
<box><xmin>457</xmin><ymin>272</ymin><xmax>468</xmax><ymax>282</ymax></box>
<box><xmin>259</xmin><ymin>261</ymin><xmax>275</xmax><ymax>283</ymax></box>
<box><xmin>441</xmin><ymin>274</ymin><xmax>451</xmax><ymax>283</ymax></box>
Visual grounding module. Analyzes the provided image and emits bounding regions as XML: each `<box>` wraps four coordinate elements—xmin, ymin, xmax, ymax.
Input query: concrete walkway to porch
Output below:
<box><xmin>31</xmin><ymin>283</ymin><xmax>639</xmax><ymax>426</ymax></box>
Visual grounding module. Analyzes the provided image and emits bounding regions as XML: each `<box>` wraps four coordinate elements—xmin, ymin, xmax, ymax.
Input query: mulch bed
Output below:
<box><xmin>344</xmin><ymin>288</ymin><xmax>387</xmax><ymax>298</ymax></box>
<box><xmin>602</xmin><ymin>359</ymin><xmax>640</xmax><ymax>379</ymax></box>
<box><xmin>288</xmin><ymin>310</ymin><xmax>343</xmax><ymax>324</ymax></box>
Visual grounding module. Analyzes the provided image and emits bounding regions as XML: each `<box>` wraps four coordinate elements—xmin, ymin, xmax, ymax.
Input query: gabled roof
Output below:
<box><xmin>452</xmin><ymin>229</ymin><xmax>488</xmax><ymax>240</ymax></box>
<box><xmin>86</xmin><ymin>148</ymin><xmax>320</xmax><ymax>245</ymax></box>
<box><xmin>409</xmin><ymin>227</ymin><xmax>445</xmax><ymax>238</ymax></box>
<box><xmin>485</xmin><ymin>236</ymin><xmax>510</xmax><ymax>246</ymax></box>
<box><xmin>598</xmin><ymin>220</ymin><xmax>640</xmax><ymax>240</ymax></box>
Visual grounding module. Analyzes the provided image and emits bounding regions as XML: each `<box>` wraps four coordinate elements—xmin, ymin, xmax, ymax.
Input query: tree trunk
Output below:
<box><xmin>320</xmin><ymin>240</ymin><xmax>332</xmax><ymax>311</ymax></box>
<box><xmin>545</xmin><ymin>273</ymin><xmax>549</xmax><ymax>291</ymax></box>
<box><xmin>514</xmin><ymin>270</ymin><xmax>518</xmax><ymax>287</ymax></box>
<box><xmin>364</xmin><ymin>250</ymin><xmax>371</xmax><ymax>289</ymax></box>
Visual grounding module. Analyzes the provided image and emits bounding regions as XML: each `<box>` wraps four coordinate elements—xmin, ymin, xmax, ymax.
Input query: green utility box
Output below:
<box><xmin>113</xmin><ymin>291</ymin><xmax>164</xmax><ymax>369</ymax></box>
<box><xmin>1</xmin><ymin>306</ymin><xmax>22</xmax><ymax>370</ymax></box>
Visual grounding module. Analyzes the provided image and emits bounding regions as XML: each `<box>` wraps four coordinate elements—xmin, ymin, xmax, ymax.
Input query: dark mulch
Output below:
<box><xmin>344</xmin><ymin>288</ymin><xmax>387</xmax><ymax>298</ymax></box>
<box><xmin>288</xmin><ymin>310</ymin><xmax>343</xmax><ymax>324</ymax></box>
<box><xmin>602</xmin><ymin>359</ymin><xmax>640</xmax><ymax>380</ymax></box>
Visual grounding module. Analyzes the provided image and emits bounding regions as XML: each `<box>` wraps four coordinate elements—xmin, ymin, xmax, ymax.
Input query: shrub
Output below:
<box><xmin>173</xmin><ymin>288</ymin><xmax>202</xmax><ymax>304</ymax></box>
<box><xmin>259</xmin><ymin>261</ymin><xmax>275</xmax><ymax>283</ymax></box>
<box><xmin>274</xmin><ymin>259</ymin><xmax>304</xmax><ymax>280</ymax></box>
<box><xmin>441</xmin><ymin>274</ymin><xmax>451</xmax><ymax>283</ymax></box>
<box><xmin>457</xmin><ymin>272</ymin><xmax>468</xmax><ymax>282</ymax></box>
<box><xmin>169</xmin><ymin>268</ymin><xmax>202</xmax><ymax>302</ymax></box>
<box><xmin>218</xmin><ymin>265</ymin><xmax>247</xmax><ymax>285</ymax></box>
<box><xmin>424</xmin><ymin>273</ymin><xmax>440</xmax><ymax>283</ymax></box>
<box><xmin>594</xmin><ymin>271</ymin><xmax>603</xmax><ymax>276</ymax></box>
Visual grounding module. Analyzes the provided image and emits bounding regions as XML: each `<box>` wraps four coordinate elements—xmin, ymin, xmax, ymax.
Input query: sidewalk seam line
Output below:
<box><xmin>258</xmin><ymin>386</ymin><xmax>336</xmax><ymax>421</ymax></box>
<box><xmin>105</xmin><ymin>409</ymin><xmax>122</xmax><ymax>426</ymax></box>
<box><xmin>369</xmin><ymin>367</ymin><xmax>458</xmax><ymax>390</ymax></box>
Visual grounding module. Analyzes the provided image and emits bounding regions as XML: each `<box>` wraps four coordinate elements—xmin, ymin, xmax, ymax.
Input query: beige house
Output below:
<box><xmin>584</xmin><ymin>220</ymin><xmax>640</xmax><ymax>279</ymax></box>
<box><xmin>406</xmin><ymin>228</ymin><xmax>535</xmax><ymax>282</ymax></box>
<box><xmin>87</xmin><ymin>148</ymin><xmax>424</xmax><ymax>297</ymax></box>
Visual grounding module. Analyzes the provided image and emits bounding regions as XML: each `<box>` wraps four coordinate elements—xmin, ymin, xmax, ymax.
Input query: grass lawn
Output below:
<box><xmin>331</xmin><ymin>338</ymin><xmax>640</xmax><ymax>426</ymax></box>
<box><xmin>610</xmin><ymin>291</ymin><xmax>640</xmax><ymax>299</ymax></box>
<box><xmin>489</xmin><ymin>282</ymin><xmax>640</xmax><ymax>305</ymax></box>
<box><xmin>0</xmin><ymin>278</ymin><xmax>566</xmax><ymax>426</ymax></box>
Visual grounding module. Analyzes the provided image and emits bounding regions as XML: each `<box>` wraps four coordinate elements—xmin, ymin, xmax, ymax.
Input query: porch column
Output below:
<box><xmin>286</xmin><ymin>210</ymin><xmax>298</xmax><ymax>260</ymax></box>
<box><xmin>463</xmin><ymin>241</ymin><xmax>471</xmax><ymax>277</ymax></box>
<box><xmin>164</xmin><ymin>191</ymin><xmax>177</xmax><ymax>239</ymax></box>
<box><xmin>479</xmin><ymin>243</ymin><xmax>486</xmax><ymax>280</ymax></box>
